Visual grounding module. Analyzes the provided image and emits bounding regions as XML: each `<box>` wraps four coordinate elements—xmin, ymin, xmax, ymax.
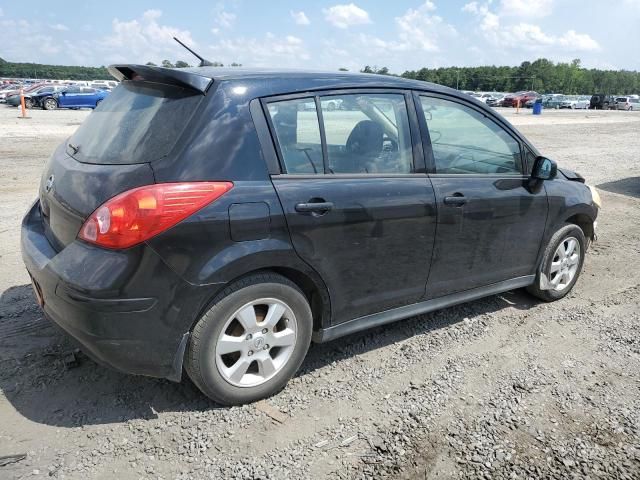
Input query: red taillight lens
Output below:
<box><xmin>78</xmin><ymin>182</ymin><xmax>233</xmax><ymax>249</ymax></box>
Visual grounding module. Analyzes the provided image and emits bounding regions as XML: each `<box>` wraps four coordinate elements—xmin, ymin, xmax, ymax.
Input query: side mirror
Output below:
<box><xmin>61</xmin><ymin>91</ymin><xmax>67</xmax><ymax>96</ymax></box>
<box><xmin>531</xmin><ymin>156</ymin><xmax>557</xmax><ymax>180</ymax></box>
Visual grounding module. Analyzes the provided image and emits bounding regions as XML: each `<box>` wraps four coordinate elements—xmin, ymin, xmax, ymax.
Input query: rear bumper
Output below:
<box><xmin>21</xmin><ymin>201</ymin><xmax>211</xmax><ymax>381</ymax></box>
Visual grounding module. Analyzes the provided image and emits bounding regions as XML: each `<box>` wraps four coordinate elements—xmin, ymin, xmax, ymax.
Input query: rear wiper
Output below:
<box><xmin>68</xmin><ymin>143</ymin><xmax>80</xmax><ymax>154</ymax></box>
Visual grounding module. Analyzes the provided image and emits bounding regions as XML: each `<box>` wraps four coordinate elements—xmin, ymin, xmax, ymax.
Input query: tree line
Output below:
<box><xmin>0</xmin><ymin>57</ymin><xmax>110</xmax><ymax>80</ymax></box>
<box><xmin>145</xmin><ymin>60</ymin><xmax>242</xmax><ymax>68</ymax></box>
<box><xmin>0</xmin><ymin>57</ymin><xmax>236</xmax><ymax>81</ymax></box>
<box><xmin>2</xmin><ymin>55</ymin><xmax>638</xmax><ymax>93</ymax></box>
<box><xmin>363</xmin><ymin>58</ymin><xmax>640</xmax><ymax>94</ymax></box>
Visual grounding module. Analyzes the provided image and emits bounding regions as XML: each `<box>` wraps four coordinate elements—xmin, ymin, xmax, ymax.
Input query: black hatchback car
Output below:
<box><xmin>21</xmin><ymin>66</ymin><xmax>600</xmax><ymax>405</ymax></box>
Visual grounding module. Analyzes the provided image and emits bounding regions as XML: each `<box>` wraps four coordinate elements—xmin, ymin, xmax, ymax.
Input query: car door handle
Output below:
<box><xmin>443</xmin><ymin>195</ymin><xmax>467</xmax><ymax>206</ymax></box>
<box><xmin>295</xmin><ymin>201</ymin><xmax>334</xmax><ymax>213</ymax></box>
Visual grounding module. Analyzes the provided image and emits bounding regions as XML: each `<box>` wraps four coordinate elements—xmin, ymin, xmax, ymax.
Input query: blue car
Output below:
<box><xmin>41</xmin><ymin>87</ymin><xmax>109</xmax><ymax>110</ymax></box>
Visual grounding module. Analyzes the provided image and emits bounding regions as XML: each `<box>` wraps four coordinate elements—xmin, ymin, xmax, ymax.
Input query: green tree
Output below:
<box><xmin>145</xmin><ymin>61</ymin><xmax>157</xmax><ymax>66</ymax></box>
<box><xmin>161</xmin><ymin>60</ymin><xmax>174</xmax><ymax>68</ymax></box>
<box><xmin>175</xmin><ymin>60</ymin><xmax>191</xmax><ymax>68</ymax></box>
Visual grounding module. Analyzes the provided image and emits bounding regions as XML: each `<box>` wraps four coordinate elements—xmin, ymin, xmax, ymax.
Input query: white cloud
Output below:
<box><xmin>395</xmin><ymin>1</ymin><xmax>456</xmax><ymax>52</ymax></box>
<box><xmin>49</xmin><ymin>23</ymin><xmax>69</xmax><ymax>31</ymax></box>
<box><xmin>0</xmin><ymin>18</ymin><xmax>61</xmax><ymax>60</ymax></box>
<box><xmin>208</xmin><ymin>33</ymin><xmax>309</xmax><ymax>66</ymax></box>
<box><xmin>215</xmin><ymin>10</ymin><xmax>236</xmax><ymax>29</ymax></box>
<box><xmin>464</xmin><ymin>2</ymin><xmax>600</xmax><ymax>52</ymax></box>
<box><xmin>352</xmin><ymin>2</ymin><xmax>457</xmax><ymax>71</ymax></box>
<box><xmin>462</xmin><ymin>2</ymin><xmax>480</xmax><ymax>14</ymax></box>
<box><xmin>324</xmin><ymin>3</ymin><xmax>371</xmax><ymax>29</ymax></box>
<box><xmin>558</xmin><ymin>30</ymin><xmax>600</xmax><ymax>51</ymax></box>
<box><xmin>481</xmin><ymin>12</ymin><xmax>500</xmax><ymax>31</ymax></box>
<box><xmin>499</xmin><ymin>0</ymin><xmax>554</xmax><ymax>18</ymax></box>
<box><xmin>100</xmin><ymin>10</ymin><xmax>196</xmax><ymax>64</ymax></box>
<box><xmin>290</xmin><ymin>10</ymin><xmax>310</xmax><ymax>25</ymax></box>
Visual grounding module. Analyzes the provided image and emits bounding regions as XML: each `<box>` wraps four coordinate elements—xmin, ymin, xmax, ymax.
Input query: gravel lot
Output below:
<box><xmin>1</xmin><ymin>105</ymin><xmax>639</xmax><ymax>480</ymax></box>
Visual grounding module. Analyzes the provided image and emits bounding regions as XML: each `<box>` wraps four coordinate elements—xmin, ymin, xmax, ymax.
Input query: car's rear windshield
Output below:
<box><xmin>68</xmin><ymin>81</ymin><xmax>204</xmax><ymax>164</ymax></box>
<box><xmin>616</xmin><ymin>97</ymin><xmax>628</xmax><ymax>102</ymax></box>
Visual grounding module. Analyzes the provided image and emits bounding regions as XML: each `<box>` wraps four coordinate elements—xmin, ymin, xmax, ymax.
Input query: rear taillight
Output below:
<box><xmin>78</xmin><ymin>182</ymin><xmax>233</xmax><ymax>249</ymax></box>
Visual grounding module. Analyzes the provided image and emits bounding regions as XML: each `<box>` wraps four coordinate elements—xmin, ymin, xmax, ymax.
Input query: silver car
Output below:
<box><xmin>616</xmin><ymin>97</ymin><xmax>639</xmax><ymax>111</ymax></box>
<box><xmin>560</xmin><ymin>95</ymin><xmax>590</xmax><ymax>109</ymax></box>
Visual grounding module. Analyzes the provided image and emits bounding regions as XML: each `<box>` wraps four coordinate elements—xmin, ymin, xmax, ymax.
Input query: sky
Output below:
<box><xmin>1</xmin><ymin>1</ymin><xmax>640</xmax><ymax>72</ymax></box>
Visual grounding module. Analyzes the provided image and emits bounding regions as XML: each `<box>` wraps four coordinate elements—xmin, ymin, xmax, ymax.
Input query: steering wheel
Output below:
<box><xmin>449</xmin><ymin>152</ymin><xmax>474</xmax><ymax>170</ymax></box>
<box><xmin>382</xmin><ymin>136</ymin><xmax>398</xmax><ymax>152</ymax></box>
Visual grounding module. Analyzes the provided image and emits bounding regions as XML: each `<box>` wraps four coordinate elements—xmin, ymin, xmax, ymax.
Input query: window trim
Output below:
<box><xmin>314</xmin><ymin>96</ymin><xmax>329</xmax><ymax>174</ymax></box>
<box><xmin>415</xmin><ymin>92</ymin><xmax>527</xmax><ymax>177</ymax></box>
<box><xmin>260</xmin><ymin>88</ymin><xmax>427</xmax><ymax>177</ymax></box>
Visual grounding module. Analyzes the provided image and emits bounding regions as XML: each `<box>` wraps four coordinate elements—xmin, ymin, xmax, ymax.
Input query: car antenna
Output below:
<box><xmin>173</xmin><ymin>37</ymin><xmax>214</xmax><ymax>67</ymax></box>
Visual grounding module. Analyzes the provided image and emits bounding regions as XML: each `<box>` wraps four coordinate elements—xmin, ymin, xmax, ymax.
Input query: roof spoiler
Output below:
<box><xmin>107</xmin><ymin>64</ymin><xmax>213</xmax><ymax>94</ymax></box>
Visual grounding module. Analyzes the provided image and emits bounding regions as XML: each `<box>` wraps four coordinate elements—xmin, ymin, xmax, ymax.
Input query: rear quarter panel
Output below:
<box><xmin>147</xmin><ymin>82</ymin><xmax>328</xmax><ymax>318</ymax></box>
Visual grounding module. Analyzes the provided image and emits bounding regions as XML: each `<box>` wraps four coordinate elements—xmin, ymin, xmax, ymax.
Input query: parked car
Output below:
<box><xmin>615</xmin><ymin>97</ymin><xmax>639</xmax><ymax>111</ymax></box>
<box><xmin>472</xmin><ymin>92</ymin><xmax>495</xmax><ymax>103</ymax></box>
<box><xmin>6</xmin><ymin>85</ymin><xmax>66</xmax><ymax>108</ymax></box>
<box><xmin>589</xmin><ymin>94</ymin><xmax>616</xmax><ymax>110</ymax></box>
<box><xmin>299</xmin><ymin>98</ymin><xmax>343</xmax><ymax>111</ymax></box>
<box><xmin>21</xmin><ymin>65</ymin><xmax>600</xmax><ymax>405</ymax></box>
<box><xmin>41</xmin><ymin>87</ymin><xmax>109</xmax><ymax>110</ymax></box>
<box><xmin>524</xmin><ymin>94</ymin><xmax>543</xmax><ymax>108</ymax></box>
<box><xmin>502</xmin><ymin>91</ymin><xmax>539</xmax><ymax>107</ymax></box>
<box><xmin>560</xmin><ymin>95</ymin><xmax>590</xmax><ymax>109</ymax></box>
<box><xmin>542</xmin><ymin>95</ymin><xmax>566</xmax><ymax>109</ymax></box>
<box><xmin>486</xmin><ymin>93</ymin><xmax>506</xmax><ymax>107</ymax></box>
<box><xmin>90</xmin><ymin>81</ymin><xmax>118</xmax><ymax>91</ymax></box>
<box><xmin>90</xmin><ymin>83</ymin><xmax>112</xmax><ymax>91</ymax></box>
<box><xmin>92</xmin><ymin>79</ymin><xmax>119</xmax><ymax>89</ymax></box>
<box><xmin>2</xmin><ymin>83</ymin><xmax>45</xmax><ymax>103</ymax></box>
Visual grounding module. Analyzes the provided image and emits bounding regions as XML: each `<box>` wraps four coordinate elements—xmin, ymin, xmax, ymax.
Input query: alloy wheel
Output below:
<box><xmin>215</xmin><ymin>298</ymin><xmax>297</xmax><ymax>387</ymax></box>
<box><xmin>549</xmin><ymin>236</ymin><xmax>581</xmax><ymax>291</ymax></box>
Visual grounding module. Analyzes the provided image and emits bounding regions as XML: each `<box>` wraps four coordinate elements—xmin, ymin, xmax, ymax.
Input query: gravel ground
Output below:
<box><xmin>0</xmin><ymin>105</ymin><xmax>639</xmax><ymax>480</ymax></box>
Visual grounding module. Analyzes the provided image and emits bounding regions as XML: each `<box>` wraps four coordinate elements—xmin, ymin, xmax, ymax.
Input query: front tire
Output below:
<box><xmin>527</xmin><ymin>224</ymin><xmax>586</xmax><ymax>302</ymax></box>
<box><xmin>185</xmin><ymin>273</ymin><xmax>313</xmax><ymax>405</ymax></box>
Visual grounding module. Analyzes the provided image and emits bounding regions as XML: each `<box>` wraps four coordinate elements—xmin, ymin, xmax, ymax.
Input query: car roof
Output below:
<box><xmin>183</xmin><ymin>66</ymin><xmax>455</xmax><ymax>96</ymax></box>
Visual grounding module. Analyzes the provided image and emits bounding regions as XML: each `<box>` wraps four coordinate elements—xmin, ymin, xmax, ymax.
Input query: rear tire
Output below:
<box><xmin>43</xmin><ymin>98</ymin><xmax>57</xmax><ymax>110</ymax></box>
<box><xmin>185</xmin><ymin>273</ymin><xmax>313</xmax><ymax>405</ymax></box>
<box><xmin>527</xmin><ymin>224</ymin><xmax>586</xmax><ymax>302</ymax></box>
<box><xmin>24</xmin><ymin>98</ymin><xmax>33</xmax><ymax>108</ymax></box>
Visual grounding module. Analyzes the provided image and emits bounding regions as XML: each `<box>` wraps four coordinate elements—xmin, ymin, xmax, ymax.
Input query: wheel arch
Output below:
<box><xmin>189</xmin><ymin>264</ymin><xmax>332</xmax><ymax>336</ymax></box>
<box><xmin>565</xmin><ymin>212</ymin><xmax>595</xmax><ymax>245</ymax></box>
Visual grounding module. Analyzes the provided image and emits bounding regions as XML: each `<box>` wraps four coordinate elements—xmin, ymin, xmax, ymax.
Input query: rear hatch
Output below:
<box><xmin>38</xmin><ymin>65</ymin><xmax>213</xmax><ymax>249</ymax></box>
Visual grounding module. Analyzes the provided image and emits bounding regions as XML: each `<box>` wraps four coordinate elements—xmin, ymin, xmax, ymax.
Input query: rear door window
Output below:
<box><xmin>319</xmin><ymin>93</ymin><xmax>413</xmax><ymax>173</ymax></box>
<box><xmin>68</xmin><ymin>81</ymin><xmax>203</xmax><ymax>164</ymax></box>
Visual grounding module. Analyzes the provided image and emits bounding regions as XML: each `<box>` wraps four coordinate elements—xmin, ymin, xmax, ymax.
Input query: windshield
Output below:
<box><xmin>68</xmin><ymin>81</ymin><xmax>204</xmax><ymax>164</ymax></box>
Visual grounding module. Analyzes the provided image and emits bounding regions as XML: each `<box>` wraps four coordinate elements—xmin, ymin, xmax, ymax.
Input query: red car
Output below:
<box><xmin>2</xmin><ymin>83</ymin><xmax>45</xmax><ymax>102</ymax></box>
<box><xmin>502</xmin><ymin>91</ymin><xmax>539</xmax><ymax>108</ymax></box>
